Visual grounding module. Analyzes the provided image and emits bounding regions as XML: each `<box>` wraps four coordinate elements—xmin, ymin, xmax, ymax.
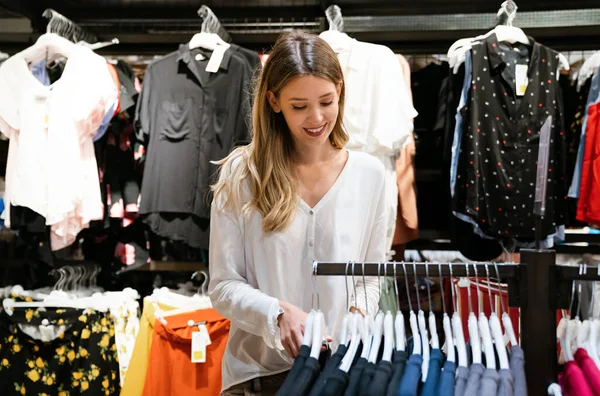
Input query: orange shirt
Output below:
<box><xmin>142</xmin><ymin>308</ymin><xmax>230</xmax><ymax>396</ymax></box>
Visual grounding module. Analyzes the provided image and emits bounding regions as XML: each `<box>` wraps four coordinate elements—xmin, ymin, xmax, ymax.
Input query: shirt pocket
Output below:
<box><xmin>159</xmin><ymin>99</ymin><xmax>197</xmax><ymax>141</ymax></box>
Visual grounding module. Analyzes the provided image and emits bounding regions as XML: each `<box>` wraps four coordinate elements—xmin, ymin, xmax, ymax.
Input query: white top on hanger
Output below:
<box><xmin>0</xmin><ymin>35</ymin><xmax>118</xmax><ymax>251</ymax></box>
<box><xmin>319</xmin><ymin>33</ymin><xmax>417</xmax><ymax>156</ymax></box>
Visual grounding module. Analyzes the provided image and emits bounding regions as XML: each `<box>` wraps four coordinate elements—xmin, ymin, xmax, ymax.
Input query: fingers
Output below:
<box><xmin>289</xmin><ymin>338</ymin><xmax>299</xmax><ymax>358</ymax></box>
<box><xmin>282</xmin><ymin>341</ymin><xmax>294</xmax><ymax>359</ymax></box>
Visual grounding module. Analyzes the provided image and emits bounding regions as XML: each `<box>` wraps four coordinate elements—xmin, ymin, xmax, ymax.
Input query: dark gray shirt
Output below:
<box><xmin>454</xmin><ymin>366</ymin><xmax>470</xmax><ymax>396</ymax></box>
<box><xmin>135</xmin><ymin>44</ymin><xmax>253</xmax><ymax>223</ymax></box>
<box><xmin>497</xmin><ymin>368</ymin><xmax>515</xmax><ymax>396</ymax></box>
<box><xmin>510</xmin><ymin>345</ymin><xmax>527</xmax><ymax>396</ymax></box>
<box><xmin>480</xmin><ymin>368</ymin><xmax>500</xmax><ymax>396</ymax></box>
<box><xmin>464</xmin><ymin>363</ymin><xmax>486</xmax><ymax>396</ymax></box>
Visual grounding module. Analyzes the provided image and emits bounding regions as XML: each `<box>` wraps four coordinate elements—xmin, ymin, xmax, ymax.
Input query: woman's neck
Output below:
<box><xmin>292</xmin><ymin>142</ymin><xmax>341</xmax><ymax>166</ymax></box>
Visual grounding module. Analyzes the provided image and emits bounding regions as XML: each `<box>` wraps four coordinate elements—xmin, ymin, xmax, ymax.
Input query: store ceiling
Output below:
<box><xmin>1</xmin><ymin>0</ymin><xmax>600</xmax><ymax>53</ymax></box>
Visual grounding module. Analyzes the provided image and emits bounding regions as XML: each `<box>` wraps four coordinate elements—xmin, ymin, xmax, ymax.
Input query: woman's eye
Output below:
<box><xmin>292</xmin><ymin>105</ymin><xmax>307</xmax><ymax>111</ymax></box>
<box><xmin>321</xmin><ymin>100</ymin><xmax>334</xmax><ymax>107</ymax></box>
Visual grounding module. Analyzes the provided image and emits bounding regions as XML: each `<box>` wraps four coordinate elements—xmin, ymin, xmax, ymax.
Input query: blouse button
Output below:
<box><xmin>309</xmin><ymin>210</ymin><xmax>314</xmax><ymax>215</ymax></box>
<box><xmin>308</xmin><ymin>241</ymin><xmax>314</xmax><ymax>247</ymax></box>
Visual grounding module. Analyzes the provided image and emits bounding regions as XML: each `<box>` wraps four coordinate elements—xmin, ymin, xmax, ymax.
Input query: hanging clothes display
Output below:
<box><xmin>134</xmin><ymin>44</ymin><xmax>259</xmax><ymax>250</ymax></box>
<box><xmin>0</xmin><ymin>33</ymin><xmax>118</xmax><ymax>254</ymax></box>
<box><xmin>121</xmin><ymin>289</ymin><xmax>229</xmax><ymax>396</ymax></box>
<box><xmin>452</xmin><ymin>33</ymin><xmax>568</xmax><ymax>241</ymax></box>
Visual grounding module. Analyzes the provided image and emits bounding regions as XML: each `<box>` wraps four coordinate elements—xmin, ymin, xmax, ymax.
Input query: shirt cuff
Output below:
<box><xmin>267</xmin><ymin>299</ymin><xmax>285</xmax><ymax>351</ymax></box>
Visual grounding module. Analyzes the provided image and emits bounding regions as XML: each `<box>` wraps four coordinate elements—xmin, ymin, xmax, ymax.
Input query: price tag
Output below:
<box><xmin>516</xmin><ymin>64</ymin><xmax>528</xmax><ymax>96</ymax></box>
<box><xmin>198</xmin><ymin>324</ymin><xmax>212</xmax><ymax>345</ymax></box>
<box><xmin>191</xmin><ymin>331</ymin><xmax>207</xmax><ymax>363</ymax></box>
<box><xmin>205</xmin><ymin>45</ymin><xmax>227</xmax><ymax>73</ymax></box>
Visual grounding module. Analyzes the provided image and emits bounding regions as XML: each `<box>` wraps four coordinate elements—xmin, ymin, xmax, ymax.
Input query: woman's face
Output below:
<box><xmin>268</xmin><ymin>75</ymin><xmax>342</xmax><ymax>150</ymax></box>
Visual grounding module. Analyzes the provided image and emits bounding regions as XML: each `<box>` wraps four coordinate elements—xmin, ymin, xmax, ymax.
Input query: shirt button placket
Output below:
<box><xmin>308</xmin><ymin>210</ymin><xmax>315</xmax><ymax>259</ymax></box>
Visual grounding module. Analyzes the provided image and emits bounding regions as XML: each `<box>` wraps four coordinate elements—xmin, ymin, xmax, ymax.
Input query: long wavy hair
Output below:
<box><xmin>212</xmin><ymin>30</ymin><xmax>348</xmax><ymax>233</ymax></box>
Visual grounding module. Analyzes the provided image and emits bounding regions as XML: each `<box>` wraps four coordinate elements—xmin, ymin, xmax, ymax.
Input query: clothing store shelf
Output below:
<box><xmin>134</xmin><ymin>260</ymin><xmax>207</xmax><ymax>272</ymax></box>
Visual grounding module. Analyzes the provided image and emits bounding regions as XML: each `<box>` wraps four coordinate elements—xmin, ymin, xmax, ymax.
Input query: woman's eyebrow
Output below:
<box><xmin>289</xmin><ymin>92</ymin><xmax>335</xmax><ymax>101</ymax></box>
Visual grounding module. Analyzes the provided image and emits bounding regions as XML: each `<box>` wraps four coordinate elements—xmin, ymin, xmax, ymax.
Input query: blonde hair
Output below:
<box><xmin>212</xmin><ymin>31</ymin><xmax>348</xmax><ymax>233</ymax></box>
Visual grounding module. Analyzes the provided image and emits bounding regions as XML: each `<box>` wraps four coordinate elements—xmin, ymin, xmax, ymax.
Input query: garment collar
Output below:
<box><xmin>485</xmin><ymin>32</ymin><xmax>539</xmax><ymax>70</ymax></box>
<box><xmin>176</xmin><ymin>43</ymin><xmax>233</xmax><ymax>71</ymax></box>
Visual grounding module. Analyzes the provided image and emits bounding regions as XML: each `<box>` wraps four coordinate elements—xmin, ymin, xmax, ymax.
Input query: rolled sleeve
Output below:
<box><xmin>208</xmin><ymin>200</ymin><xmax>284</xmax><ymax>350</ymax></box>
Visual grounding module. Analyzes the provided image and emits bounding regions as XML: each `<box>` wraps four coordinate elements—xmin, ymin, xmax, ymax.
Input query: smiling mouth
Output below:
<box><xmin>303</xmin><ymin>124</ymin><xmax>326</xmax><ymax>134</ymax></box>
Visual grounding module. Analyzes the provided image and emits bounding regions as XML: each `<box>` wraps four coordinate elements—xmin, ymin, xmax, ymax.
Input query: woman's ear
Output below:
<box><xmin>267</xmin><ymin>91</ymin><xmax>281</xmax><ymax>113</ymax></box>
<box><xmin>336</xmin><ymin>81</ymin><xmax>343</xmax><ymax>99</ymax></box>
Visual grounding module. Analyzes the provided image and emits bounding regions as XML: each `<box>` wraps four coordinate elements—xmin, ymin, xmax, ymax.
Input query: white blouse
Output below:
<box><xmin>209</xmin><ymin>150</ymin><xmax>387</xmax><ymax>391</ymax></box>
<box><xmin>0</xmin><ymin>39</ymin><xmax>117</xmax><ymax>250</ymax></box>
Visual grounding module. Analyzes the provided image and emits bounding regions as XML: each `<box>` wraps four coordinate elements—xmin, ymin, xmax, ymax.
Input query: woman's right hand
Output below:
<box><xmin>277</xmin><ymin>301</ymin><xmax>308</xmax><ymax>358</ymax></box>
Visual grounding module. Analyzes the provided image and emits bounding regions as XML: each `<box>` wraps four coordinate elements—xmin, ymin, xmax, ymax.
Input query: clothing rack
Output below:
<box><xmin>315</xmin><ymin>249</ymin><xmax>600</xmax><ymax>396</ymax></box>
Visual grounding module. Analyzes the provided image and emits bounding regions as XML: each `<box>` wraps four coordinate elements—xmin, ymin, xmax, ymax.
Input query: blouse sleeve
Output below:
<box><xmin>0</xmin><ymin>58</ymin><xmax>20</xmax><ymax>139</ymax></box>
<box><xmin>208</xmin><ymin>166</ymin><xmax>285</xmax><ymax>351</ymax></box>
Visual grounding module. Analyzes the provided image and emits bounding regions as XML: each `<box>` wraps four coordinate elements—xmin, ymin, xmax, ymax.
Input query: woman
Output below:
<box><xmin>209</xmin><ymin>31</ymin><xmax>386</xmax><ymax>395</ymax></box>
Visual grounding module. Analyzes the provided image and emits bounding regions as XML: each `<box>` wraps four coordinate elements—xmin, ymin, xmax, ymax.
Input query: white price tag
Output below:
<box><xmin>191</xmin><ymin>331</ymin><xmax>207</xmax><ymax>363</ymax></box>
<box><xmin>205</xmin><ymin>45</ymin><xmax>227</xmax><ymax>73</ymax></box>
<box><xmin>198</xmin><ymin>324</ymin><xmax>212</xmax><ymax>346</ymax></box>
<box><xmin>515</xmin><ymin>64</ymin><xmax>528</xmax><ymax>96</ymax></box>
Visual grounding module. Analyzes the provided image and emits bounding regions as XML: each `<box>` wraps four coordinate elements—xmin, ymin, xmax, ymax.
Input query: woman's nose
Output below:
<box><xmin>308</xmin><ymin>108</ymin><xmax>325</xmax><ymax>124</ymax></box>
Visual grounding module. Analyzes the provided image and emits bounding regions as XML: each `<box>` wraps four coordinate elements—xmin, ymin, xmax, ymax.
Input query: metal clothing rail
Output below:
<box><xmin>314</xmin><ymin>261</ymin><xmax>521</xmax><ymax>278</ymax></box>
<box><xmin>314</xmin><ymin>250</ymin><xmax>600</xmax><ymax>396</ymax></box>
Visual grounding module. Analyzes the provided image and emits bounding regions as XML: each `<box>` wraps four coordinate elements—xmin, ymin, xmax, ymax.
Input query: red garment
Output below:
<box><xmin>577</xmin><ymin>103</ymin><xmax>600</xmax><ymax>226</ymax></box>
<box><xmin>142</xmin><ymin>308</ymin><xmax>230</xmax><ymax>396</ymax></box>
<box><xmin>575</xmin><ymin>348</ymin><xmax>600</xmax><ymax>395</ymax></box>
<box><xmin>560</xmin><ymin>360</ymin><xmax>595</xmax><ymax>396</ymax></box>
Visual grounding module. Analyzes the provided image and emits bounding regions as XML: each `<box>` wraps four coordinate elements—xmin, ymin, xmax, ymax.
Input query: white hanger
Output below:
<box><xmin>439</xmin><ymin>262</ymin><xmax>456</xmax><ymax>363</ymax></box>
<box><xmin>339</xmin><ymin>262</ymin><xmax>353</xmax><ymax>346</ymax></box>
<box><xmin>9</xmin><ymin>285</ymin><xmax>50</xmax><ymax>301</ymax></box>
<box><xmin>383</xmin><ymin>312</ymin><xmax>395</xmax><ymax>362</ymax></box>
<box><xmin>465</xmin><ymin>263</ymin><xmax>482</xmax><ymax>365</ymax></box>
<box><xmin>78</xmin><ymin>38</ymin><xmax>119</xmax><ymax>51</ymax></box>
<box><xmin>394</xmin><ymin>262</ymin><xmax>407</xmax><ymax>352</ymax></box>
<box><xmin>425</xmin><ymin>263</ymin><xmax>440</xmax><ymax>350</ymax></box>
<box><xmin>340</xmin><ymin>262</ymin><xmax>363</xmax><ymax>371</ymax></box>
<box><xmin>360</xmin><ymin>312</ymin><xmax>374</xmax><ymax>360</ymax></box>
<box><xmin>303</xmin><ymin>310</ymin><xmax>316</xmax><ymax>347</ymax></box>
<box><xmin>449</xmin><ymin>263</ymin><xmax>468</xmax><ymax>368</ymax></box>
<box><xmin>358</xmin><ymin>262</ymin><xmax>374</xmax><ymax>360</ymax></box>
<box><xmin>413</xmin><ymin>262</ymin><xmax>430</xmax><ymax>382</ymax></box>
<box><xmin>403</xmin><ymin>262</ymin><xmax>422</xmax><ymax>356</ymax></box>
<box><xmin>368</xmin><ymin>312</ymin><xmax>385</xmax><ymax>363</ymax></box>
<box><xmin>20</xmin><ymin>33</ymin><xmax>76</xmax><ymax>65</ymax></box>
<box><xmin>319</xmin><ymin>5</ymin><xmax>353</xmax><ymax>54</ymax></box>
<box><xmin>474</xmin><ymin>265</ymin><xmax>495</xmax><ymax>370</ymax></box>
<box><xmin>310</xmin><ymin>311</ymin><xmax>325</xmax><ymax>359</ymax></box>
<box><xmin>340</xmin><ymin>313</ymin><xmax>362</xmax><ymax>372</ymax></box>
<box><xmin>492</xmin><ymin>263</ymin><xmax>518</xmax><ymax>348</ymax></box>
<box><xmin>485</xmin><ymin>264</ymin><xmax>509</xmax><ymax>370</ymax></box>
<box><xmin>548</xmin><ymin>383</ymin><xmax>564</xmax><ymax>396</ymax></box>
<box><xmin>309</xmin><ymin>261</ymin><xmax>327</xmax><ymax>359</ymax></box>
<box><xmin>189</xmin><ymin>6</ymin><xmax>230</xmax><ymax>51</ymax></box>
<box><xmin>380</xmin><ymin>263</ymin><xmax>395</xmax><ymax>362</ymax></box>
